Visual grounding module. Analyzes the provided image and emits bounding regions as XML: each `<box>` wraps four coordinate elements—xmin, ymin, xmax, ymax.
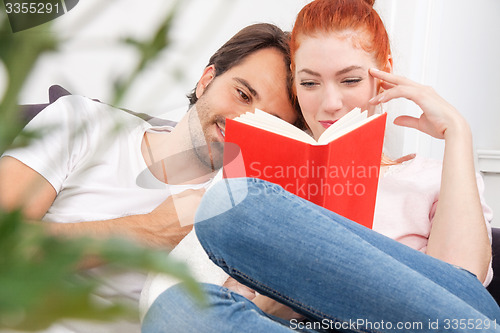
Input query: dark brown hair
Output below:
<box><xmin>187</xmin><ymin>23</ymin><xmax>292</xmax><ymax>105</ymax></box>
<box><xmin>187</xmin><ymin>23</ymin><xmax>303</xmax><ymax>128</ymax></box>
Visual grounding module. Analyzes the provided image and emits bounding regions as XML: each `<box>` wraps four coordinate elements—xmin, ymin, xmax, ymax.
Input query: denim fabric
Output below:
<box><xmin>142</xmin><ymin>283</ymin><xmax>317</xmax><ymax>333</ymax></box>
<box><xmin>143</xmin><ymin>178</ymin><xmax>500</xmax><ymax>333</ymax></box>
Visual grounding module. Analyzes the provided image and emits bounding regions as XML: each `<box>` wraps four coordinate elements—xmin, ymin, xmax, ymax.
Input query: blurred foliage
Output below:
<box><xmin>0</xmin><ymin>11</ymin><xmax>56</xmax><ymax>153</ymax></box>
<box><xmin>0</xmin><ymin>4</ymin><xmax>202</xmax><ymax>331</ymax></box>
<box><xmin>0</xmin><ymin>210</ymin><xmax>202</xmax><ymax>331</ymax></box>
<box><xmin>113</xmin><ymin>1</ymin><xmax>181</xmax><ymax>105</ymax></box>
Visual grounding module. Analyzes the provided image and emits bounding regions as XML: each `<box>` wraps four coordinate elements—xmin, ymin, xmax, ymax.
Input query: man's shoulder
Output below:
<box><xmin>48</xmin><ymin>95</ymin><xmax>180</xmax><ymax>129</ymax></box>
<box><xmin>49</xmin><ymin>95</ymin><xmax>146</xmax><ymax>125</ymax></box>
<box><xmin>41</xmin><ymin>94</ymin><xmax>112</xmax><ymax>119</ymax></box>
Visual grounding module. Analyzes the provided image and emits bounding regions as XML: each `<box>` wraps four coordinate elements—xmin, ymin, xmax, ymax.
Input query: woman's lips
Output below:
<box><xmin>319</xmin><ymin>119</ymin><xmax>338</xmax><ymax>129</ymax></box>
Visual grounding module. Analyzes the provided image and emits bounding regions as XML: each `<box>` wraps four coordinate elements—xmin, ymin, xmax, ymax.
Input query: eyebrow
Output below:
<box><xmin>234</xmin><ymin>78</ymin><xmax>259</xmax><ymax>100</ymax></box>
<box><xmin>336</xmin><ymin>65</ymin><xmax>364</xmax><ymax>76</ymax></box>
<box><xmin>298</xmin><ymin>65</ymin><xmax>365</xmax><ymax>77</ymax></box>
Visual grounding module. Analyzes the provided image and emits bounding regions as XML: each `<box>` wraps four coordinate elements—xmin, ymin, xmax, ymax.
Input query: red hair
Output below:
<box><xmin>290</xmin><ymin>0</ymin><xmax>391</xmax><ymax>72</ymax></box>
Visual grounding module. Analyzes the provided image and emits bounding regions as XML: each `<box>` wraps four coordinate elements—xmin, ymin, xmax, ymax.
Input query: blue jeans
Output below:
<box><xmin>143</xmin><ymin>178</ymin><xmax>500</xmax><ymax>332</ymax></box>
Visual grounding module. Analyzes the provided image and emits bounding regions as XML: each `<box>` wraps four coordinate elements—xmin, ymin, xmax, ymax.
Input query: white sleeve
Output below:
<box><xmin>476</xmin><ymin>173</ymin><xmax>494</xmax><ymax>287</ymax></box>
<box><xmin>2</xmin><ymin>96</ymin><xmax>95</xmax><ymax>193</ymax></box>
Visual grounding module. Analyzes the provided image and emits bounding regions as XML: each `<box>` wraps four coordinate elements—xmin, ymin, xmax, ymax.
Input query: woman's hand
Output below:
<box><xmin>222</xmin><ymin>277</ymin><xmax>257</xmax><ymax>300</ymax></box>
<box><xmin>369</xmin><ymin>69</ymin><xmax>490</xmax><ymax>282</ymax></box>
<box><xmin>252</xmin><ymin>295</ymin><xmax>305</xmax><ymax>320</ymax></box>
<box><xmin>222</xmin><ymin>277</ymin><xmax>304</xmax><ymax>320</ymax></box>
<box><xmin>368</xmin><ymin>68</ymin><xmax>468</xmax><ymax>140</ymax></box>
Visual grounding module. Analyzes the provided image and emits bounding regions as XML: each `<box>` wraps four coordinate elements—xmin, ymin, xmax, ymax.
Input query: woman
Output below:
<box><xmin>290</xmin><ymin>0</ymin><xmax>492</xmax><ymax>283</ymax></box>
<box><xmin>142</xmin><ymin>0</ymin><xmax>500</xmax><ymax>331</ymax></box>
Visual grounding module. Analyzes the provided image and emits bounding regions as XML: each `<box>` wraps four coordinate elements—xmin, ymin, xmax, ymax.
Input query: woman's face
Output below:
<box><xmin>294</xmin><ymin>32</ymin><xmax>380</xmax><ymax>140</ymax></box>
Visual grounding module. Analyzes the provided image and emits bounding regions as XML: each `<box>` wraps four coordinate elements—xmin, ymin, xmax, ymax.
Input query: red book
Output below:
<box><xmin>222</xmin><ymin>109</ymin><xmax>387</xmax><ymax>229</ymax></box>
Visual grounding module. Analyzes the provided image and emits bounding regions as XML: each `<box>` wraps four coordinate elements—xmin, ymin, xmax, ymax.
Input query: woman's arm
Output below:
<box><xmin>426</xmin><ymin>120</ymin><xmax>490</xmax><ymax>282</ymax></box>
<box><xmin>369</xmin><ymin>69</ymin><xmax>491</xmax><ymax>282</ymax></box>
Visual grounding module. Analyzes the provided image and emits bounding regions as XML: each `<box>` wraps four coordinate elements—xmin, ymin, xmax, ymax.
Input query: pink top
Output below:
<box><xmin>372</xmin><ymin>155</ymin><xmax>493</xmax><ymax>286</ymax></box>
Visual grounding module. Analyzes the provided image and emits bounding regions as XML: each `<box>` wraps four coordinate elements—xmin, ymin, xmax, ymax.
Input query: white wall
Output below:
<box><xmin>16</xmin><ymin>0</ymin><xmax>310</xmax><ymax>119</ymax></box>
<box><xmin>378</xmin><ymin>0</ymin><xmax>500</xmax><ymax>157</ymax></box>
<box><xmin>377</xmin><ymin>0</ymin><xmax>500</xmax><ymax>225</ymax></box>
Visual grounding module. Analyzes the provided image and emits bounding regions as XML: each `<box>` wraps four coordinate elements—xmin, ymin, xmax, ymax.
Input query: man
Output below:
<box><xmin>0</xmin><ymin>23</ymin><xmax>298</xmax><ymax>331</ymax></box>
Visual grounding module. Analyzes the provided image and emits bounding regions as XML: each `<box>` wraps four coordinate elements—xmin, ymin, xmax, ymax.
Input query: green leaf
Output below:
<box><xmin>0</xmin><ymin>211</ymin><xmax>204</xmax><ymax>331</ymax></box>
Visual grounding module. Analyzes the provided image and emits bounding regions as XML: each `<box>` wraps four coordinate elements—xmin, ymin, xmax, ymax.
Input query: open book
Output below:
<box><xmin>222</xmin><ymin>108</ymin><xmax>387</xmax><ymax>229</ymax></box>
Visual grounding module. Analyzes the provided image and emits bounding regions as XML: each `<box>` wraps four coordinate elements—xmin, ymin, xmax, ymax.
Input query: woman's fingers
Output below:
<box><xmin>394</xmin><ymin>114</ymin><xmax>446</xmax><ymax>139</ymax></box>
<box><xmin>370</xmin><ymin>68</ymin><xmax>426</xmax><ymax>104</ymax></box>
<box><xmin>369</xmin><ymin>68</ymin><xmax>467</xmax><ymax>140</ymax></box>
<box><xmin>393</xmin><ymin>115</ymin><xmax>420</xmax><ymax>130</ymax></box>
<box><xmin>369</xmin><ymin>86</ymin><xmax>410</xmax><ymax>104</ymax></box>
<box><xmin>379</xmin><ymin>80</ymin><xmax>395</xmax><ymax>91</ymax></box>
<box><xmin>369</xmin><ymin>68</ymin><xmax>410</xmax><ymax>85</ymax></box>
<box><xmin>371</xmin><ymin>80</ymin><xmax>431</xmax><ymax>107</ymax></box>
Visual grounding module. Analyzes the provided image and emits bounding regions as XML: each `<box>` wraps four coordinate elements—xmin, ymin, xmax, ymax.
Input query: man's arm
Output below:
<box><xmin>0</xmin><ymin>156</ymin><xmax>200</xmax><ymax>249</ymax></box>
<box><xmin>0</xmin><ymin>156</ymin><xmax>56</xmax><ymax>219</ymax></box>
<box><xmin>46</xmin><ymin>194</ymin><xmax>197</xmax><ymax>249</ymax></box>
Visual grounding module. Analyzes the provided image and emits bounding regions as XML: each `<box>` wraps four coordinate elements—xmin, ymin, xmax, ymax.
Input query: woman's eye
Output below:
<box><xmin>342</xmin><ymin>78</ymin><xmax>362</xmax><ymax>85</ymax></box>
<box><xmin>299</xmin><ymin>81</ymin><xmax>317</xmax><ymax>88</ymax></box>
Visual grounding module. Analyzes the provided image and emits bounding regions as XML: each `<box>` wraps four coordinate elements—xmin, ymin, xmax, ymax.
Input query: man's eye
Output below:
<box><xmin>238</xmin><ymin>89</ymin><xmax>250</xmax><ymax>102</ymax></box>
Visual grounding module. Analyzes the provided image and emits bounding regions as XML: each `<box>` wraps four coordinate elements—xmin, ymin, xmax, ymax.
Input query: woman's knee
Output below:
<box><xmin>195</xmin><ymin>178</ymin><xmax>247</xmax><ymax>228</ymax></box>
<box><xmin>195</xmin><ymin>177</ymin><xmax>283</xmax><ymax>222</ymax></box>
<box><xmin>195</xmin><ymin>178</ymin><xmax>251</xmax><ymax>224</ymax></box>
<box><xmin>194</xmin><ymin>178</ymin><xmax>282</xmax><ymax>245</ymax></box>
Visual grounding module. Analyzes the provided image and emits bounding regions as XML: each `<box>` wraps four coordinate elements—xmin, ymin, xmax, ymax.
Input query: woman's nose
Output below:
<box><xmin>322</xmin><ymin>84</ymin><xmax>343</xmax><ymax>114</ymax></box>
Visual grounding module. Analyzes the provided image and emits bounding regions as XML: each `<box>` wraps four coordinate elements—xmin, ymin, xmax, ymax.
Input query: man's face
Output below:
<box><xmin>189</xmin><ymin>47</ymin><xmax>297</xmax><ymax>169</ymax></box>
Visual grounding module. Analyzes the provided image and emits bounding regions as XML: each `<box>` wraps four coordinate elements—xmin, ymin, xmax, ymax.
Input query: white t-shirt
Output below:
<box><xmin>3</xmin><ymin>95</ymin><xmax>207</xmax><ymax>332</ymax></box>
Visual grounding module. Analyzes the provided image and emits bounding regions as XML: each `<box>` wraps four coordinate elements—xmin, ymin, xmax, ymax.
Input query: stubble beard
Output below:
<box><xmin>188</xmin><ymin>103</ymin><xmax>225</xmax><ymax>172</ymax></box>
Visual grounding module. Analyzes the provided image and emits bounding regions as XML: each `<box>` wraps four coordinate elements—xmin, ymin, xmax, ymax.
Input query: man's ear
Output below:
<box><xmin>195</xmin><ymin>65</ymin><xmax>216</xmax><ymax>98</ymax></box>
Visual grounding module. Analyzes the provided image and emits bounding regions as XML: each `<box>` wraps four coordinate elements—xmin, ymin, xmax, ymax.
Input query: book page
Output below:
<box><xmin>317</xmin><ymin>110</ymin><xmax>385</xmax><ymax>145</ymax></box>
<box><xmin>232</xmin><ymin>108</ymin><xmax>383</xmax><ymax>146</ymax></box>
<box><xmin>233</xmin><ymin>109</ymin><xmax>317</xmax><ymax>144</ymax></box>
<box><xmin>318</xmin><ymin>114</ymin><xmax>383</xmax><ymax>144</ymax></box>
<box><xmin>317</xmin><ymin>108</ymin><xmax>363</xmax><ymax>142</ymax></box>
